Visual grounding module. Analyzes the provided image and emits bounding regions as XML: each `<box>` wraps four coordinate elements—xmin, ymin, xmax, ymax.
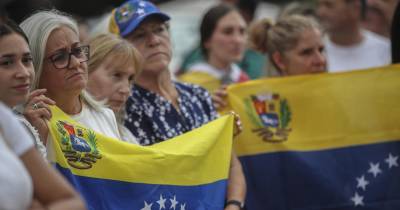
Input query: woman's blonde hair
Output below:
<box><xmin>87</xmin><ymin>33</ymin><xmax>142</xmax><ymax>78</ymax></box>
<box><xmin>248</xmin><ymin>15</ymin><xmax>321</xmax><ymax>67</ymax></box>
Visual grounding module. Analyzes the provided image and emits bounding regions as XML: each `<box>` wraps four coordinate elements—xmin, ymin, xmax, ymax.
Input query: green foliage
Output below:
<box><xmin>56</xmin><ymin>122</ymin><xmax>66</xmax><ymax>136</ymax></box>
<box><xmin>280</xmin><ymin>99</ymin><xmax>291</xmax><ymax>128</ymax></box>
<box><xmin>87</xmin><ymin>130</ymin><xmax>99</xmax><ymax>154</ymax></box>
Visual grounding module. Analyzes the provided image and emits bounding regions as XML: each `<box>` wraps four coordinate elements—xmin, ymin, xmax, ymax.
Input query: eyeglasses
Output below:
<box><xmin>47</xmin><ymin>45</ymin><xmax>90</xmax><ymax>69</ymax></box>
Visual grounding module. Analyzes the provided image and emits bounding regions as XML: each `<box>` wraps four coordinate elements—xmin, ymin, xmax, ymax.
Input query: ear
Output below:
<box><xmin>204</xmin><ymin>39</ymin><xmax>211</xmax><ymax>50</ymax></box>
<box><xmin>272</xmin><ymin>52</ymin><xmax>288</xmax><ymax>75</ymax></box>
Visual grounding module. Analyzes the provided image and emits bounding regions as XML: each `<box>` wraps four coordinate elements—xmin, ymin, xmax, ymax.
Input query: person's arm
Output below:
<box><xmin>20</xmin><ymin>147</ymin><xmax>86</xmax><ymax>210</ymax></box>
<box><xmin>225</xmin><ymin>152</ymin><xmax>246</xmax><ymax>210</ymax></box>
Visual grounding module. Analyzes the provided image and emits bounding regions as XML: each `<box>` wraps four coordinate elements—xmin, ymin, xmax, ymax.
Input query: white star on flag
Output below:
<box><xmin>137</xmin><ymin>8</ymin><xmax>145</xmax><ymax>16</ymax></box>
<box><xmin>170</xmin><ymin>195</ymin><xmax>178</xmax><ymax>210</ymax></box>
<box><xmin>180</xmin><ymin>203</ymin><xmax>186</xmax><ymax>210</ymax></box>
<box><xmin>356</xmin><ymin>175</ymin><xmax>369</xmax><ymax>191</ymax></box>
<box><xmin>350</xmin><ymin>192</ymin><xmax>364</xmax><ymax>206</ymax></box>
<box><xmin>385</xmin><ymin>153</ymin><xmax>399</xmax><ymax>169</ymax></box>
<box><xmin>368</xmin><ymin>162</ymin><xmax>382</xmax><ymax>177</ymax></box>
<box><xmin>139</xmin><ymin>1</ymin><xmax>146</xmax><ymax>7</ymax></box>
<box><xmin>157</xmin><ymin>194</ymin><xmax>166</xmax><ymax>209</ymax></box>
<box><xmin>141</xmin><ymin>201</ymin><xmax>153</xmax><ymax>210</ymax></box>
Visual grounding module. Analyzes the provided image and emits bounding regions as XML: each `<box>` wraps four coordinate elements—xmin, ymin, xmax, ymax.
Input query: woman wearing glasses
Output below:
<box><xmin>20</xmin><ymin>10</ymin><xmax>122</xmax><ymax>148</ymax></box>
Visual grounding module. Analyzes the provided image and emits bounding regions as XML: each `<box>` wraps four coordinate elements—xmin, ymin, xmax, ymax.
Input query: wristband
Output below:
<box><xmin>225</xmin><ymin>200</ymin><xmax>244</xmax><ymax>209</ymax></box>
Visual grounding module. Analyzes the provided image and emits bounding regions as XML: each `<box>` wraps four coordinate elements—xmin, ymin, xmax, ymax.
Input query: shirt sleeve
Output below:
<box><xmin>0</xmin><ymin>103</ymin><xmax>34</xmax><ymax>156</ymax></box>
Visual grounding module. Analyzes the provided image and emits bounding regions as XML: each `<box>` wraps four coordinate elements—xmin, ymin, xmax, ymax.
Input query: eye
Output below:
<box><xmin>130</xmin><ymin>31</ymin><xmax>146</xmax><ymax>41</ymax></box>
<box><xmin>154</xmin><ymin>25</ymin><xmax>166</xmax><ymax>34</ymax></box>
<box><xmin>0</xmin><ymin>58</ymin><xmax>14</xmax><ymax>66</ymax></box>
<box><xmin>22</xmin><ymin>55</ymin><xmax>33</xmax><ymax>65</ymax></box>
<box><xmin>300</xmin><ymin>48</ymin><xmax>313</xmax><ymax>56</ymax></box>
<box><xmin>222</xmin><ymin>27</ymin><xmax>234</xmax><ymax>35</ymax></box>
<box><xmin>113</xmin><ymin>72</ymin><xmax>122</xmax><ymax>79</ymax></box>
<box><xmin>50</xmin><ymin>52</ymin><xmax>68</xmax><ymax>62</ymax></box>
<box><xmin>71</xmin><ymin>47</ymin><xmax>84</xmax><ymax>58</ymax></box>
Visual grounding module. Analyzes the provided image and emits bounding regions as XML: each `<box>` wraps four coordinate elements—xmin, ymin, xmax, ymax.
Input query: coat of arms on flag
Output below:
<box><xmin>245</xmin><ymin>92</ymin><xmax>291</xmax><ymax>142</ymax></box>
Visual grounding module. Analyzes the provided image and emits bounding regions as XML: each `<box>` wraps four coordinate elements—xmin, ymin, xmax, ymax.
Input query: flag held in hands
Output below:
<box><xmin>228</xmin><ymin>65</ymin><xmax>400</xmax><ymax>210</ymax></box>
<box><xmin>48</xmin><ymin>106</ymin><xmax>234</xmax><ymax>210</ymax></box>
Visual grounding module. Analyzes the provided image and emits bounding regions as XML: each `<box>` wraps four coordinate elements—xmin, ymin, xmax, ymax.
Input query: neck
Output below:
<box><xmin>136</xmin><ymin>69</ymin><xmax>178</xmax><ymax>101</ymax></box>
<box><xmin>329</xmin><ymin>25</ymin><xmax>363</xmax><ymax>46</ymax></box>
<box><xmin>49</xmin><ymin>91</ymin><xmax>82</xmax><ymax>115</ymax></box>
<box><xmin>207</xmin><ymin>55</ymin><xmax>231</xmax><ymax>71</ymax></box>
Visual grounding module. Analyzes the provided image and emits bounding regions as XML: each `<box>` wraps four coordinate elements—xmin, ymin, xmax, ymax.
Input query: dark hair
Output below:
<box><xmin>200</xmin><ymin>3</ymin><xmax>236</xmax><ymax>58</ymax></box>
<box><xmin>0</xmin><ymin>18</ymin><xmax>29</xmax><ymax>43</ymax></box>
<box><xmin>391</xmin><ymin>2</ymin><xmax>400</xmax><ymax>63</ymax></box>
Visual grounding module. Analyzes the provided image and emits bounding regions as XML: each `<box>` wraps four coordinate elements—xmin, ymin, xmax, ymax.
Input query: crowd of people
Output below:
<box><xmin>0</xmin><ymin>0</ymin><xmax>398</xmax><ymax>209</ymax></box>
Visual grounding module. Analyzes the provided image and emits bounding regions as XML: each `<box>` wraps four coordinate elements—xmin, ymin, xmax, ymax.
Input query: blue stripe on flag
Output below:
<box><xmin>239</xmin><ymin>141</ymin><xmax>400</xmax><ymax>210</ymax></box>
<box><xmin>56</xmin><ymin>165</ymin><xmax>227</xmax><ymax>210</ymax></box>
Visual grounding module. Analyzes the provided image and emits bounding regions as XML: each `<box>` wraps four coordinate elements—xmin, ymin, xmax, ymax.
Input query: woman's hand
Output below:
<box><xmin>28</xmin><ymin>199</ymin><xmax>46</xmax><ymax>210</ymax></box>
<box><xmin>212</xmin><ymin>85</ymin><xmax>228</xmax><ymax>110</ymax></box>
<box><xmin>231</xmin><ymin>111</ymin><xmax>243</xmax><ymax>138</ymax></box>
<box><xmin>24</xmin><ymin>89</ymin><xmax>56</xmax><ymax>144</ymax></box>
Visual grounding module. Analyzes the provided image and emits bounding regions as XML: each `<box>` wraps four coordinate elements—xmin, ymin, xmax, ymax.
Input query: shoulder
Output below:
<box><xmin>363</xmin><ymin>30</ymin><xmax>390</xmax><ymax>48</ymax></box>
<box><xmin>176</xmin><ymin>81</ymin><xmax>211</xmax><ymax>98</ymax></box>
<box><xmin>0</xmin><ymin>103</ymin><xmax>34</xmax><ymax>156</ymax></box>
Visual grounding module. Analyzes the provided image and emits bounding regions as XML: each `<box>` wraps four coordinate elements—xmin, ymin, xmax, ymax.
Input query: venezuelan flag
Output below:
<box><xmin>227</xmin><ymin>65</ymin><xmax>400</xmax><ymax>210</ymax></box>
<box><xmin>48</xmin><ymin>106</ymin><xmax>234</xmax><ymax>210</ymax></box>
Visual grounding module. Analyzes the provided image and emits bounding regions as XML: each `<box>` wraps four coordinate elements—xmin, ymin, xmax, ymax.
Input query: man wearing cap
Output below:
<box><xmin>109</xmin><ymin>1</ymin><xmax>247</xmax><ymax>210</ymax></box>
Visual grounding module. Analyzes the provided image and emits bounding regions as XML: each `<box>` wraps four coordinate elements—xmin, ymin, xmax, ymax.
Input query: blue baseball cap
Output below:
<box><xmin>110</xmin><ymin>0</ymin><xmax>170</xmax><ymax>37</ymax></box>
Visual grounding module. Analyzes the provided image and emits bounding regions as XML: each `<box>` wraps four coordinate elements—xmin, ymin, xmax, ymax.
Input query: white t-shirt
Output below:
<box><xmin>71</xmin><ymin>103</ymin><xmax>121</xmax><ymax>139</ymax></box>
<box><xmin>188</xmin><ymin>62</ymin><xmax>247</xmax><ymax>84</ymax></box>
<box><xmin>119</xmin><ymin>125</ymin><xmax>139</xmax><ymax>144</ymax></box>
<box><xmin>325</xmin><ymin>30</ymin><xmax>391</xmax><ymax>72</ymax></box>
<box><xmin>0</xmin><ymin>103</ymin><xmax>33</xmax><ymax>210</ymax></box>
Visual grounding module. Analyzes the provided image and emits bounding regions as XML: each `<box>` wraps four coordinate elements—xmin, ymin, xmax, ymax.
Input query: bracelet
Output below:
<box><xmin>225</xmin><ymin>199</ymin><xmax>244</xmax><ymax>209</ymax></box>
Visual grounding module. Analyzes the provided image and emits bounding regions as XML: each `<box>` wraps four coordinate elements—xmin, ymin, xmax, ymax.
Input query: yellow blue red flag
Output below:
<box><xmin>227</xmin><ymin>65</ymin><xmax>400</xmax><ymax>210</ymax></box>
<box><xmin>48</xmin><ymin>106</ymin><xmax>234</xmax><ymax>210</ymax></box>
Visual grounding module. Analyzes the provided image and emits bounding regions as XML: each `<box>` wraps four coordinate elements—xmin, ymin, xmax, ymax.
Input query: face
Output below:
<box><xmin>125</xmin><ymin>18</ymin><xmax>171</xmax><ymax>76</ymax></box>
<box><xmin>0</xmin><ymin>33</ymin><xmax>34</xmax><ymax>107</ymax></box>
<box><xmin>205</xmin><ymin>10</ymin><xmax>247</xmax><ymax>65</ymax></box>
<box><xmin>39</xmin><ymin>26</ymin><xmax>88</xmax><ymax>99</ymax></box>
<box><xmin>87</xmin><ymin>55</ymin><xmax>136</xmax><ymax>113</ymax></box>
<box><xmin>274</xmin><ymin>28</ymin><xmax>326</xmax><ymax>76</ymax></box>
<box><xmin>317</xmin><ymin>0</ymin><xmax>355</xmax><ymax>32</ymax></box>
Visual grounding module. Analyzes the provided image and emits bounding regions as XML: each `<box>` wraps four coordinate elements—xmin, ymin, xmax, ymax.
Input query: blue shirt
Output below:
<box><xmin>125</xmin><ymin>82</ymin><xmax>218</xmax><ymax>145</ymax></box>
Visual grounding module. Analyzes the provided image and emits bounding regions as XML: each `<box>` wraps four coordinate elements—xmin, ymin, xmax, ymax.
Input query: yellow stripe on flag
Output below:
<box><xmin>228</xmin><ymin>65</ymin><xmax>400</xmax><ymax>156</ymax></box>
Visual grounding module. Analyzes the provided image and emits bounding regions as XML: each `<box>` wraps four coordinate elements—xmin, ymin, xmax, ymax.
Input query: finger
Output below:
<box><xmin>27</xmin><ymin>89</ymin><xmax>47</xmax><ymax>100</ymax></box>
<box><xmin>28</xmin><ymin>95</ymin><xmax>55</xmax><ymax>108</ymax></box>
<box><xmin>36</xmin><ymin>95</ymin><xmax>56</xmax><ymax>105</ymax></box>
<box><xmin>33</xmin><ymin>108</ymin><xmax>52</xmax><ymax>120</ymax></box>
<box><xmin>34</xmin><ymin>102</ymin><xmax>52</xmax><ymax>118</ymax></box>
<box><xmin>212</xmin><ymin>95</ymin><xmax>227</xmax><ymax>107</ymax></box>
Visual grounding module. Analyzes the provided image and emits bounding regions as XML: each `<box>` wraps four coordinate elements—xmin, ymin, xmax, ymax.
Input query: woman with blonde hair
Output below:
<box><xmin>249</xmin><ymin>15</ymin><xmax>327</xmax><ymax>76</ymax></box>
<box><xmin>20</xmin><ymin>10</ymin><xmax>122</xmax><ymax>146</ymax></box>
<box><xmin>86</xmin><ymin>33</ymin><xmax>142</xmax><ymax>143</ymax></box>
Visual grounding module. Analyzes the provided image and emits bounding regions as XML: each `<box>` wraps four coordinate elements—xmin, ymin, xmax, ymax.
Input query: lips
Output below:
<box><xmin>12</xmin><ymin>83</ymin><xmax>30</xmax><ymax>92</ymax></box>
<box><xmin>67</xmin><ymin>72</ymin><xmax>84</xmax><ymax>80</ymax></box>
<box><xmin>147</xmin><ymin>52</ymin><xmax>169</xmax><ymax>60</ymax></box>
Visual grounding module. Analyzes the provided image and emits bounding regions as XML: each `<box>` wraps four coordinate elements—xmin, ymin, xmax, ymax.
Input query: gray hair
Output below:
<box><xmin>20</xmin><ymin>9</ymin><xmax>103</xmax><ymax>111</ymax></box>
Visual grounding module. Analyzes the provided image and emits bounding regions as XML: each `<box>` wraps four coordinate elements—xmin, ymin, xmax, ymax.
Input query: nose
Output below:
<box><xmin>118</xmin><ymin>80</ymin><xmax>131</xmax><ymax>96</ymax></box>
<box><xmin>313</xmin><ymin>51</ymin><xmax>327</xmax><ymax>71</ymax></box>
<box><xmin>233</xmin><ymin>30</ymin><xmax>246</xmax><ymax>45</ymax></box>
<box><xmin>146</xmin><ymin>32</ymin><xmax>161</xmax><ymax>47</ymax></box>
<box><xmin>15</xmin><ymin>62</ymin><xmax>32</xmax><ymax>79</ymax></box>
<box><xmin>68</xmin><ymin>54</ymin><xmax>82</xmax><ymax>69</ymax></box>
